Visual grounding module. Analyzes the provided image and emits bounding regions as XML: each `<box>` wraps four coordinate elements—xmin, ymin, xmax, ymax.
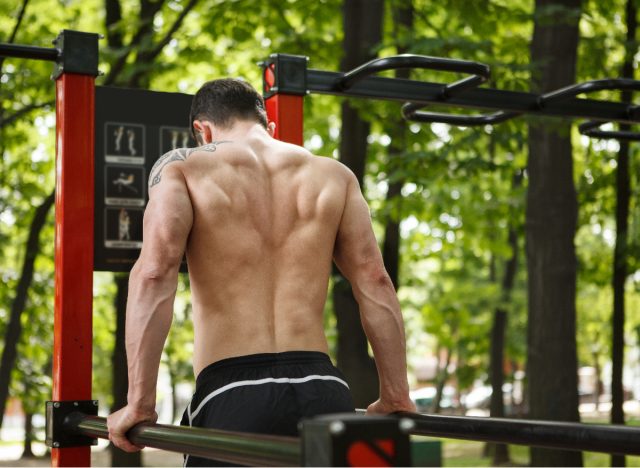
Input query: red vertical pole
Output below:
<box><xmin>265</xmin><ymin>94</ymin><xmax>304</xmax><ymax>146</ymax></box>
<box><xmin>51</xmin><ymin>72</ymin><xmax>95</xmax><ymax>467</ymax></box>
<box><xmin>262</xmin><ymin>55</ymin><xmax>305</xmax><ymax>146</ymax></box>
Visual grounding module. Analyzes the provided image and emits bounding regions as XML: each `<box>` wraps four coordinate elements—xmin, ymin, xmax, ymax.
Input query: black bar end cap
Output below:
<box><xmin>52</xmin><ymin>30</ymin><xmax>100</xmax><ymax>80</ymax></box>
<box><xmin>262</xmin><ymin>53</ymin><xmax>308</xmax><ymax>98</ymax></box>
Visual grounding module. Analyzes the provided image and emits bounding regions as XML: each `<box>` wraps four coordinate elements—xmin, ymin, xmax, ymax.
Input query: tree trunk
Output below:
<box><xmin>432</xmin><ymin>347</ymin><xmax>451</xmax><ymax>414</ymax></box>
<box><xmin>21</xmin><ymin>412</ymin><xmax>34</xmax><ymax>458</ymax></box>
<box><xmin>110</xmin><ymin>274</ymin><xmax>142</xmax><ymax>467</ymax></box>
<box><xmin>168</xmin><ymin>366</ymin><xmax>179</xmax><ymax>424</ymax></box>
<box><xmin>610</xmin><ymin>2</ymin><xmax>635</xmax><ymax>466</ymax></box>
<box><xmin>527</xmin><ymin>1</ymin><xmax>583</xmax><ymax>466</ymax></box>
<box><xmin>333</xmin><ymin>0</ymin><xmax>384</xmax><ymax>408</ymax></box>
<box><xmin>592</xmin><ymin>347</ymin><xmax>602</xmax><ymax>413</ymax></box>
<box><xmin>382</xmin><ymin>0</ymin><xmax>413</xmax><ymax>290</ymax></box>
<box><xmin>0</xmin><ymin>190</ymin><xmax>54</xmax><ymax>430</ymax></box>
<box><xmin>489</xmin><ymin>174</ymin><xmax>521</xmax><ymax>465</ymax></box>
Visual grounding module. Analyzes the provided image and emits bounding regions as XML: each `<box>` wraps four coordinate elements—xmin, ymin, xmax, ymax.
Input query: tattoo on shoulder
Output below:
<box><xmin>149</xmin><ymin>141</ymin><xmax>232</xmax><ymax>188</ymax></box>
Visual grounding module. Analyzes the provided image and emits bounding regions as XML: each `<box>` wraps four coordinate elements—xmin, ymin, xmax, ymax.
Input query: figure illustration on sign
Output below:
<box><xmin>127</xmin><ymin>129</ymin><xmax>137</xmax><ymax>156</ymax></box>
<box><xmin>112</xmin><ymin>172</ymin><xmax>139</xmax><ymax>194</ymax></box>
<box><xmin>170</xmin><ymin>130</ymin><xmax>191</xmax><ymax>149</ymax></box>
<box><xmin>118</xmin><ymin>208</ymin><xmax>131</xmax><ymax>241</ymax></box>
<box><xmin>113</xmin><ymin>126</ymin><xmax>124</xmax><ymax>153</ymax></box>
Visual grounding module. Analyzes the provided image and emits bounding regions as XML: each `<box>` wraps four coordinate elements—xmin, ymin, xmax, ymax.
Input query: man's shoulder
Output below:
<box><xmin>306</xmin><ymin>153</ymin><xmax>354</xmax><ymax>182</ymax></box>
<box><xmin>149</xmin><ymin>142</ymin><xmax>234</xmax><ymax>188</ymax></box>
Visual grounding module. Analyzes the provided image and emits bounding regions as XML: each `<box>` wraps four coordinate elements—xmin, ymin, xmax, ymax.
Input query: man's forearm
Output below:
<box><xmin>354</xmin><ymin>275</ymin><xmax>411</xmax><ymax>403</ymax></box>
<box><xmin>125</xmin><ymin>261</ymin><xmax>178</xmax><ymax>411</ymax></box>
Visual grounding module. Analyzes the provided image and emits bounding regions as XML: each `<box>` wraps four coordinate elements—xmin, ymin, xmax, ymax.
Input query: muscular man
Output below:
<box><xmin>107</xmin><ymin>79</ymin><xmax>415</xmax><ymax>465</ymax></box>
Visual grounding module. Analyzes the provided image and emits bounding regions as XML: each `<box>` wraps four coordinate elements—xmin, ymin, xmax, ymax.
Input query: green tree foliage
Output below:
<box><xmin>1</xmin><ymin>2</ymin><xmax>639</xmax><ymax>465</ymax></box>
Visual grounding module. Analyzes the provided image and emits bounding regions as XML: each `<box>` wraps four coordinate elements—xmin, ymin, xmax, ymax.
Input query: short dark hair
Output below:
<box><xmin>189</xmin><ymin>79</ymin><xmax>267</xmax><ymax>141</ymax></box>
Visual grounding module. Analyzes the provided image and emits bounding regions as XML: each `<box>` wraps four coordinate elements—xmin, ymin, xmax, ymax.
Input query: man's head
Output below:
<box><xmin>189</xmin><ymin>79</ymin><xmax>269</xmax><ymax>145</ymax></box>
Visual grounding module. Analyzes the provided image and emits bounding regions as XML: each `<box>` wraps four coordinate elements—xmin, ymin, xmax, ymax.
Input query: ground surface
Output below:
<box><xmin>0</xmin><ymin>446</ymin><xmax>183</xmax><ymax>467</ymax></box>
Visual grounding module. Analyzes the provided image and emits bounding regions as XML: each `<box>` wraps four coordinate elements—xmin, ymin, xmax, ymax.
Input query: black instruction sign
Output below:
<box><xmin>95</xmin><ymin>86</ymin><xmax>195</xmax><ymax>272</ymax></box>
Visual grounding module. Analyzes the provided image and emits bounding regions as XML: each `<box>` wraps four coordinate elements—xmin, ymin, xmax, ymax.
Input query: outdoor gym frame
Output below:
<box><xmin>1</xmin><ymin>29</ymin><xmax>640</xmax><ymax>467</ymax></box>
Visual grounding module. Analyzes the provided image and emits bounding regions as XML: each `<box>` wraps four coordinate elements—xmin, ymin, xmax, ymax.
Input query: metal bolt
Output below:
<box><xmin>329</xmin><ymin>421</ymin><xmax>346</xmax><ymax>435</ymax></box>
<box><xmin>53</xmin><ymin>442</ymin><xmax>60</xmax><ymax>448</ymax></box>
<box><xmin>93</xmin><ymin>400</ymin><xmax>98</xmax><ymax>406</ymax></box>
<box><xmin>53</xmin><ymin>402</ymin><xmax>60</xmax><ymax>408</ymax></box>
<box><xmin>73</xmin><ymin>401</ymin><xmax>79</xmax><ymax>406</ymax></box>
<box><xmin>399</xmin><ymin>418</ymin><xmax>415</xmax><ymax>433</ymax></box>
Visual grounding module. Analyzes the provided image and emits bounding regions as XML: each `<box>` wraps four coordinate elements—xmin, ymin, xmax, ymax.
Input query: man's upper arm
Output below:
<box><xmin>138</xmin><ymin>164</ymin><xmax>193</xmax><ymax>272</ymax></box>
<box><xmin>333</xmin><ymin>171</ymin><xmax>384</xmax><ymax>284</ymax></box>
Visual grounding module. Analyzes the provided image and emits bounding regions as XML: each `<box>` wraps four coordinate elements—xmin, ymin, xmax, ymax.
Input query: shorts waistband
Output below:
<box><xmin>196</xmin><ymin>351</ymin><xmax>332</xmax><ymax>386</ymax></box>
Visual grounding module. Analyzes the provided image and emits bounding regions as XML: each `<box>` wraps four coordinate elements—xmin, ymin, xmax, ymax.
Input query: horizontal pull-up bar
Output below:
<box><xmin>0</xmin><ymin>43</ymin><xmax>59</xmax><ymax>62</ymax></box>
<box><xmin>48</xmin><ymin>405</ymin><xmax>412</xmax><ymax>466</ymax></box>
<box><xmin>0</xmin><ymin>30</ymin><xmax>99</xmax><ymax>79</ymax></box>
<box><xmin>52</xmin><ymin>405</ymin><xmax>640</xmax><ymax>467</ymax></box>
<box><xmin>262</xmin><ymin>53</ymin><xmax>640</xmax><ymax>141</ymax></box>
<box><xmin>65</xmin><ymin>413</ymin><xmax>300</xmax><ymax>466</ymax></box>
<box><xmin>395</xmin><ymin>411</ymin><xmax>640</xmax><ymax>456</ymax></box>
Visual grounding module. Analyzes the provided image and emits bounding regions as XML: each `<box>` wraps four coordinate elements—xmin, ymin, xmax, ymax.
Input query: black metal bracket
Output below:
<box><xmin>46</xmin><ymin>400</ymin><xmax>99</xmax><ymax>448</ymax></box>
<box><xmin>301</xmin><ymin>413</ymin><xmax>412</xmax><ymax>466</ymax></box>
<box><xmin>261</xmin><ymin>53</ymin><xmax>308</xmax><ymax>98</ymax></box>
<box><xmin>51</xmin><ymin>30</ymin><xmax>100</xmax><ymax>80</ymax></box>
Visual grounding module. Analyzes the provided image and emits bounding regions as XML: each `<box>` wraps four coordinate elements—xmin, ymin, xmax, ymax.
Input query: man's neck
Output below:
<box><xmin>204</xmin><ymin>121</ymin><xmax>270</xmax><ymax>144</ymax></box>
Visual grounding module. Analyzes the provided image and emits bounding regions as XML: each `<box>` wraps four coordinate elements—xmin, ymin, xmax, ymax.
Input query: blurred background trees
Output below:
<box><xmin>1</xmin><ymin>0</ymin><xmax>639</xmax><ymax>466</ymax></box>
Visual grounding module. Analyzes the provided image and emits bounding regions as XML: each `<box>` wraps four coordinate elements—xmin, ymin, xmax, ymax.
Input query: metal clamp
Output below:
<box><xmin>46</xmin><ymin>400</ymin><xmax>99</xmax><ymax>448</ymax></box>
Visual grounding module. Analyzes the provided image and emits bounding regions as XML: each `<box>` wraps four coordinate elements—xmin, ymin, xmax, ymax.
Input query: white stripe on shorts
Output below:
<box><xmin>187</xmin><ymin>374</ymin><xmax>349</xmax><ymax>425</ymax></box>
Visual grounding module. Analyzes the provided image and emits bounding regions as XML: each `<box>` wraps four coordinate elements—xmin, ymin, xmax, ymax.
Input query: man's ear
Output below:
<box><xmin>193</xmin><ymin>120</ymin><xmax>213</xmax><ymax>144</ymax></box>
<box><xmin>267</xmin><ymin>121</ymin><xmax>276</xmax><ymax>137</ymax></box>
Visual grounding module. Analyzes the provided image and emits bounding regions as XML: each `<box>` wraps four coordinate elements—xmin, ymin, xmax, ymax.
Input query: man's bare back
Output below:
<box><xmin>107</xmin><ymin>79</ymin><xmax>414</xmax><ymax>456</ymax></box>
<box><xmin>163</xmin><ymin>134</ymin><xmax>350</xmax><ymax>375</ymax></box>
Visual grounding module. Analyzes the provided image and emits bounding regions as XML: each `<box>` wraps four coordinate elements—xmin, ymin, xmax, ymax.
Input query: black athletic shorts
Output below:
<box><xmin>180</xmin><ymin>351</ymin><xmax>355</xmax><ymax>467</ymax></box>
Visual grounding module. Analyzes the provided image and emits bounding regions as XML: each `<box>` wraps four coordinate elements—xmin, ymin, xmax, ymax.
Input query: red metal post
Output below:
<box><xmin>262</xmin><ymin>56</ymin><xmax>305</xmax><ymax>146</ymax></box>
<box><xmin>51</xmin><ymin>72</ymin><xmax>95</xmax><ymax>467</ymax></box>
<box><xmin>265</xmin><ymin>94</ymin><xmax>304</xmax><ymax>146</ymax></box>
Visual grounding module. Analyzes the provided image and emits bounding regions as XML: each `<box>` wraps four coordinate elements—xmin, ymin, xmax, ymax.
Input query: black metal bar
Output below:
<box><xmin>396</xmin><ymin>411</ymin><xmax>640</xmax><ymax>456</ymax></box>
<box><xmin>306</xmin><ymin>70</ymin><xmax>640</xmax><ymax>124</ymax></box>
<box><xmin>401</xmin><ymin>102</ymin><xmax>520</xmax><ymax>126</ymax></box>
<box><xmin>579</xmin><ymin>120</ymin><xmax>640</xmax><ymax>141</ymax></box>
<box><xmin>0</xmin><ymin>42</ymin><xmax>58</xmax><ymax>61</ymax></box>
<box><xmin>65</xmin><ymin>413</ymin><xmax>300</xmax><ymax>466</ymax></box>
<box><xmin>539</xmin><ymin>78</ymin><xmax>640</xmax><ymax>107</ymax></box>
<box><xmin>337</xmin><ymin>55</ymin><xmax>490</xmax><ymax>99</ymax></box>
